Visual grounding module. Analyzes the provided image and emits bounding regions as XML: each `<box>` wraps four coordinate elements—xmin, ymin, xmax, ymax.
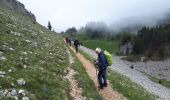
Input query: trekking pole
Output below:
<box><xmin>92</xmin><ymin>59</ymin><xmax>100</xmax><ymax>88</ymax></box>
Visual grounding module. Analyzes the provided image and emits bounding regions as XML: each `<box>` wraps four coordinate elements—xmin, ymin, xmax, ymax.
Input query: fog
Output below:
<box><xmin>17</xmin><ymin>0</ymin><xmax>170</xmax><ymax>32</ymax></box>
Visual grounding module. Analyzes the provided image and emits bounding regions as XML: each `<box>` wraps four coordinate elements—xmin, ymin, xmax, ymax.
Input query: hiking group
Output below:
<box><xmin>64</xmin><ymin>36</ymin><xmax>80</xmax><ymax>53</ymax></box>
<box><xmin>64</xmin><ymin>36</ymin><xmax>112</xmax><ymax>90</ymax></box>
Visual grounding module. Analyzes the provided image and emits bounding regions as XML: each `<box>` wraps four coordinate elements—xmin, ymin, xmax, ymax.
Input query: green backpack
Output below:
<box><xmin>104</xmin><ymin>50</ymin><xmax>113</xmax><ymax>66</ymax></box>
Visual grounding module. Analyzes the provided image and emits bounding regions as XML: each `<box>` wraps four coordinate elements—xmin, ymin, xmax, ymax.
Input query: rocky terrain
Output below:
<box><xmin>124</xmin><ymin>58</ymin><xmax>170</xmax><ymax>82</ymax></box>
<box><xmin>0</xmin><ymin>0</ymin><xmax>36</xmax><ymax>21</ymax></box>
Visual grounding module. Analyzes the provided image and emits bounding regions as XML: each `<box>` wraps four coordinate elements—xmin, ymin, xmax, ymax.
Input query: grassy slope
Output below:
<box><xmin>77</xmin><ymin>34</ymin><xmax>120</xmax><ymax>54</ymax></box>
<box><xmin>0</xmin><ymin>5</ymin><xmax>71</xmax><ymax>99</ymax></box>
<box><xmin>69</xmin><ymin>48</ymin><xmax>103</xmax><ymax>100</ymax></box>
<box><xmin>79</xmin><ymin>50</ymin><xmax>156</xmax><ymax>100</ymax></box>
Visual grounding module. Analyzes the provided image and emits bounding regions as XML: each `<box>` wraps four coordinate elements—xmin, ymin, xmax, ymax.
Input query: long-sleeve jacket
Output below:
<box><xmin>97</xmin><ymin>51</ymin><xmax>108</xmax><ymax>70</ymax></box>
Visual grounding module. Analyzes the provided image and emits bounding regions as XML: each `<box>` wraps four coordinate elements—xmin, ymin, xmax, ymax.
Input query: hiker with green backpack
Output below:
<box><xmin>95</xmin><ymin>47</ymin><xmax>112</xmax><ymax>89</ymax></box>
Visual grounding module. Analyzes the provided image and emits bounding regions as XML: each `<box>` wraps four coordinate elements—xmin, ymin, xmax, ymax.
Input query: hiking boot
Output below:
<box><xmin>104</xmin><ymin>83</ymin><xmax>107</xmax><ymax>87</ymax></box>
<box><xmin>98</xmin><ymin>86</ymin><xmax>104</xmax><ymax>89</ymax></box>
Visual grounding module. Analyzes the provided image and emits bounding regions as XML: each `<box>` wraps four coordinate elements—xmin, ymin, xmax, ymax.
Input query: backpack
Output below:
<box><xmin>104</xmin><ymin>50</ymin><xmax>113</xmax><ymax>66</ymax></box>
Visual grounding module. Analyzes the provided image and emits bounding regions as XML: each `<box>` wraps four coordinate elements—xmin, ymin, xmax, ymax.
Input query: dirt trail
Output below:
<box><xmin>65</xmin><ymin>50</ymin><xmax>86</xmax><ymax>100</ymax></box>
<box><xmin>70</xmin><ymin>47</ymin><xmax>125</xmax><ymax>100</ymax></box>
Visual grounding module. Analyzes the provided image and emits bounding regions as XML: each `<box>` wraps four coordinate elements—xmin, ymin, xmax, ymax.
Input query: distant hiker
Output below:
<box><xmin>65</xmin><ymin>36</ymin><xmax>69</xmax><ymax>45</ymax></box>
<box><xmin>74</xmin><ymin>38</ymin><xmax>80</xmax><ymax>53</ymax></box>
<box><xmin>68</xmin><ymin>38</ymin><xmax>72</xmax><ymax>46</ymax></box>
<box><xmin>95</xmin><ymin>47</ymin><xmax>108</xmax><ymax>89</ymax></box>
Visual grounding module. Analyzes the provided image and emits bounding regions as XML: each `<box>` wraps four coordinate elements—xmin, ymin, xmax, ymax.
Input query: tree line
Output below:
<box><xmin>132</xmin><ymin>23</ymin><xmax>170</xmax><ymax>58</ymax></box>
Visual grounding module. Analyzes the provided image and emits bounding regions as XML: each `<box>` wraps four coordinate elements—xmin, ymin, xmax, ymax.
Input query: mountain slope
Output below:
<box><xmin>0</xmin><ymin>3</ymin><xmax>70</xmax><ymax>100</ymax></box>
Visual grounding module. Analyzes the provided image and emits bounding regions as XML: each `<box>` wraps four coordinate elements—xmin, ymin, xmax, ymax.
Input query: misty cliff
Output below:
<box><xmin>0</xmin><ymin>0</ymin><xmax>36</xmax><ymax>21</ymax></box>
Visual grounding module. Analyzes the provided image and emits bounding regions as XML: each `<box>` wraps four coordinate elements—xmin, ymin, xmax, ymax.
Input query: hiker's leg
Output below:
<box><xmin>76</xmin><ymin>46</ymin><xmax>78</xmax><ymax>53</ymax></box>
<box><xmin>103</xmin><ymin>69</ymin><xmax>107</xmax><ymax>87</ymax></box>
<box><xmin>98</xmin><ymin>70</ymin><xmax>104</xmax><ymax>88</ymax></box>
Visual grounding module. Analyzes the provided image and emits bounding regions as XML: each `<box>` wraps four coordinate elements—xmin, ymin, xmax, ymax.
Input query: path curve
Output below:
<box><xmin>70</xmin><ymin>47</ymin><xmax>125</xmax><ymax>100</ymax></box>
<box><xmin>80</xmin><ymin>46</ymin><xmax>170</xmax><ymax>100</ymax></box>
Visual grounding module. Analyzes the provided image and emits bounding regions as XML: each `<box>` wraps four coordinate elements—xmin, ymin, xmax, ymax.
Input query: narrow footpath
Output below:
<box><xmin>70</xmin><ymin>47</ymin><xmax>126</xmax><ymax>100</ymax></box>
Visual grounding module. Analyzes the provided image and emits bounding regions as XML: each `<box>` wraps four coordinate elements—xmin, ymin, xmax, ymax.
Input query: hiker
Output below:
<box><xmin>68</xmin><ymin>38</ymin><xmax>72</xmax><ymax>46</ymax></box>
<box><xmin>95</xmin><ymin>47</ymin><xmax>108</xmax><ymax>89</ymax></box>
<box><xmin>65</xmin><ymin>36</ymin><xmax>69</xmax><ymax>45</ymax></box>
<box><xmin>74</xmin><ymin>38</ymin><xmax>80</xmax><ymax>53</ymax></box>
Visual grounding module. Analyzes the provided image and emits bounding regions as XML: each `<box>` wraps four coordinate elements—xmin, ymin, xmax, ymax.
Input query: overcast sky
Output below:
<box><xmin>17</xmin><ymin>0</ymin><xmax>170</xmax><ymax>32</ymax></box>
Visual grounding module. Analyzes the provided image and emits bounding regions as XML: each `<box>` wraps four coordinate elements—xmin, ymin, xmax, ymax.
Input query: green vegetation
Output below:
<box><xmin>133</xmin><ymin>26</ymin><xmax>170</xmax><ymax>59</ymax></box>
<box><xmin>107</xmin><ymin>70</ymin><xmax>156</xmax><ymax>100</ymax></box>
<box><xmin>79</xmin><ymin>50</ymin><xmax>156</xmax><ymax>100</ymax></box>
<box><xmin>77</xmin><ymin>34</ymin><xmax>120</xmax><ymax>54</ymax></box>
<box><xmin>0</xmin><ymin>5</ymin><xmax>71</xmax><ymax>99</ymax></box>
<box><xmin>69</xmin><ymin>48</ymin><xmax>103</xmax><ymax>100</ymax></box>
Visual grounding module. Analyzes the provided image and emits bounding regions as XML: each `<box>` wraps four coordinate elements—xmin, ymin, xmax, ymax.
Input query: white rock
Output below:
<box><xmin>18</xmin><ymin>89</ymin><xmax>25</xmax><ymax>94</ymax></box>
<box><xmin>49</xmin><ymin>53</ymin><xmax>52</xmax><ymax>55</ymax></box>
<box><xmin>8</xmin><ymin>69</ymin><xmax>12</xmax><ymax>72</ymax></box>
<box><xmin>0</xmin><ymin>90</ymin><xmax>4</xmax><ymax>97</ymax></box>
<box><xmin>140</xmin><ymin>57</ymin><xmax>146</xmax><ymax>62</ymax></box>
<box><xmin>17</xmin><ymin>78</ymin><xmax>26</xmax><ymax>86</ymax></box>
<box><xmin>0</xmin><ymin>75</ymin><xmax>5</xmax><ymax>78</ymax></box>
<box><xmin>20</xmin><ymin>57</ymin><xmax>23</xmax><ymax>60</ymax></box>
<box><xmin>0</xmin><ymin>56</ymin><xmax>7</xmax><ymax>61</ymax></box>
<box><xmin>4</xmin><ymin>89</ymin><xmax>8</xmax><ymax>95</ymax></box>
<box><xmin>22</xmin><ymin>92</ymin><xmax>26</xmax><ymax>96</ymax></box>
<box><xmin>21</xmin><ymin>52</ymin><xmax>27</xmax><ymax>55</ymax></box>
<box><xmin>11</xmin><ymin>82</ymin><xmax>15</xmax><ymax>87</ymax></box>
<box><xmin>2</xmin><ymin>45</ymin><xmax>7</xmax><ymax>47</ymax></box>
<box><xmin>25</xmin><ymin>40</ymin><xmax>31</xmax><ymax>43</ymax></box>
<box><xmin>9</xmin><ymin>48</ymin><xmax>15</xmax><ymax>51</ymax></box>
<box><xmin>23</xmin><ymin>65</ymin><xmax>27</xmax><ymax>69</ymax></box>
<box><xmin>0</xmin><ymin>71</ymin><xmax>5</xmax><ymax>75</ymax></box>
<box><xmin>22</xmin><ymin>96</ymin><xmax>29</xmax><ymax>100</ymax></box>
<box><xmin>14</xmin><ymin>96</ymin><xmax>18</xmax><ymax>100</ymax></box>
<box><xmin>10</xmin><ymin>89</ymin><xmax>18</xmax><ymax>96</ymax></box>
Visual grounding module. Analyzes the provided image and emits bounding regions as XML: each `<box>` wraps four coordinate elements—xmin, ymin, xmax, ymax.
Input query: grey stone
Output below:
<box><xmin>0</xmin><ymin>90</ymin><xmax>4</xmax><ymax>97</ymax></box>
<box><xmin>17</xmin><ymin>78</ymin><xmax>26</xmax><ymax>86</ymax></box>
<box><xmin>0</xmin><ymin>71</ymin><xmax>5</xmax><ymax>75</ymax></box>
<box><xmin>0</xmin><ymin>75</ymin><xmax>5</xmax><ymax>78</ymax></box>
<box><xmin>14</xmin><ymin>96</ymin><xmax>18</xmax><ymax>100</ymax></box>
<box><xmin>8</xmin><ymin>69</ymin><xmax>12</xmax><ymax>72</ymax></box>
<box><xmin>11</xmin><ymin>83</ymin><xmax>15</xmax><ymax>87</ymax></box>
<box><xmin>21</xmin><ymin>52</ymin><xmax>27</xmax><ymax>55</ymax></box>
<box><xmin>9</xmin><ymin>48</ymin><xmax>15</xmax><ymax>51</ymax></box>
<box><xmin>18</xmin><ymin>89</ymin><xmax>25</xmax><ymax>94</ymax></box>
<box><xmin>0</xmin><ymin>56</ymin><xmax>7</xmax><ymax>61</ymax></box>
<box><xmin>10</xmin><ymin>89</ymin><xmax>18</xmax><ymax>96</ymax></box>
<box><xmin>22</xmin><ymin>96</ymin><xmax>29</xmax><ymax>100</ymax></box>
<box><xmin>140</xmin><ymin>57</ymin><xmax>146</xmax><ymax>62</ymax></box>
<box><xmin>23</xmin><ymin>65</ymin><xmax>27</xmax><ymax>69</ymax></box>
<box><xmin>4</xmin><ymin>89</ymin><xmax>8</xmax><ymax>95</ymax></box>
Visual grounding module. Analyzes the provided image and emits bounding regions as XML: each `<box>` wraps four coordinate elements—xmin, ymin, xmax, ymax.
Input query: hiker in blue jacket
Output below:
<box><xmin>95</xmin><ymin>47</ymin><xmax>108</xmax><ymax>89</ymax></box>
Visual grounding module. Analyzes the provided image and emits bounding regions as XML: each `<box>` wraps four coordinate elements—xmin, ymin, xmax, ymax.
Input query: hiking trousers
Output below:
<box><xmin>75</xmin><ymin>45</ymin><xmax>78</xmax><ymax>53</ymax></box>
<box><xmin>98</xmin><ymin>69</ymin><xmax>107</xmax><ymax>88</ymax></box>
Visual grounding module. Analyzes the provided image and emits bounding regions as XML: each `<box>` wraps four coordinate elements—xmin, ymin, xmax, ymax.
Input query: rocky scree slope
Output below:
<box><xmin>0</xmin><ymin>0</ymin><xmax>36</xmax><ymax>21</ymax></box>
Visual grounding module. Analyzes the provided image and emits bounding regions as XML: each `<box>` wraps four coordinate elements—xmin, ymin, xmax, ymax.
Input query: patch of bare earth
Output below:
<box><xmin>70</xmin><ymin>47</ymin><xmax>126</xmax><ymax>100</ymax></box>
<box><xmin>65</xmin><ymin>50</ymin><xmax>86</xmax><ymax>100</ymax></box>
<box><xmin>65</xmin><ymin>67</ymin><xmax>86</xmax><ymax>100</ymax></box>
